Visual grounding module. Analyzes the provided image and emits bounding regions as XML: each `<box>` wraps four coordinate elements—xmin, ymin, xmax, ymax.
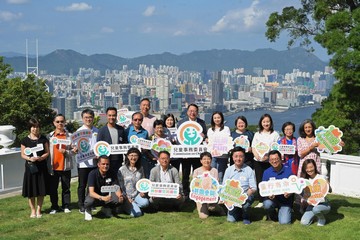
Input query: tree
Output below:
<box><xmin>266</xmin><ymin>1</ymin><xmax>360</xmax><ymax>155</ymax></box>
<box><xmin>0</xmin><ymin>57</ymin><xmax>55</xmax><ymax>146</ymax></box>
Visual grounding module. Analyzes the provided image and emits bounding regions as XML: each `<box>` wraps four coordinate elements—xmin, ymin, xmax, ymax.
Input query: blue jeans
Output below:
<box><xmin>227</xmin><ymin>195</ymin><xmax>254</xmax><ymax>222</ymax></box>
<box><xmin>263</xmin><ymin>199</ymin><xmax>292</xmax><ymax>224</ymax></box>
<box><xmin>123</xmin><ymin>194</ymin><xmax>149</xmax><ymax>217</ymax></box>
<box><xmin>211</xmin><ymin>157</ymin><xmax>228</xmax><ymax>184</ymax></box>
<box><xmin>301</xmin><ymin>203</ymin><xmax>330</xmax><ymax>225</ymax></box>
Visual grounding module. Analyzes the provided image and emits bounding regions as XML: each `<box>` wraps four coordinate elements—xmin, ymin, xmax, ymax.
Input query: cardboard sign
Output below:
<box><xmin>207</xmin><ymin>132</ymin><xmax>233</xmax><ymax>157</ymax></box>
<box><xmin>24</xmin><ymin>143</ymin><xmax>44</xmax><ymax>157</ymax></box>
<box><xmin>315</xmin><ymin>125</ymin><xmax>343</xmax><ymax>154</ymax></box>
<box><xmin>94</xmin><ymin>141</ymin><xmax>111</xmax><ymax>157</ymax></box>
<box><xmin>135</xmin><ymin>178</ymin><xmax>179</xmax><ymax>198</ymax></box>
<box><xmin>254</xmin><ymin>141</ymin><xmax>270</xmax><ymax>158</ymax></box>
<box><xmin>130</xmin><ymin>136</ymin><xmax>152</xmax><ymax>150</ymax></box>
<box><xmin>72</xmin><ymin>129</ymin><xmax>95</xmax><ymax>163</ymax></box>
<box><xmin>101</xmin><ymin>185</ymin><xmax>120</xmax><ymax>193</ymax></box>
<box><xmin>170</xmin><ymin>145</ymin><xmax>208</xmax><ymax>158</ymax></box>
<box><xmin>259</xmin><ymin>175</ymin><xmax>307</xmax><ymax>197</ymax></box>
<box><xmin>233</xmin><ymin>135</ymin><xmax>250</xmax><ymax>152</ymax></box>
<box><xmin>51</xmin><ymin>137</ymin><xmax>71</xmax><ymax>148</ymax></box>
<box><xmin>218</xmin><ymin>179</ymin><xmax>248</xmax><ymax>210</ymax></box>
<box><xmin>110</xmin><ymin>144</ymin><xmax>141</xmax><ymax>154</ymax></box>
<box><xmin>117</xmin><ymin>109</ymin><xmax>132</xmax><ymax>127</ymax></box>
<box><xmin>151</xmin><ymin>138</ymin><xmax>172</xmax><ymax>158</ymax></box>
<box><xmin>302</xmin><ymin>177</ymin><xmax>329</xmax><ymax>206</ymax></box>
<box><xmin>190</xmin><ymin>172</ymin><xmax>219</xmax><ymax>203</ymax></box>
<box><xmin>177</xmin><ymin>121</ymin><xmax>203</xmax><ymax>146</ymax></box>
<box><xmin>270</xmin><ymin>142</ymin><xmax>296</xmax><ymax>155</ymax></box>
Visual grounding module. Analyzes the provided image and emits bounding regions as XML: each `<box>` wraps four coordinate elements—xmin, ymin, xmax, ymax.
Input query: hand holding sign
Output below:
<box><xmin>24</xmin><ymin>143</ymin><xmax>44</xmax><ymax>158</ymax></box>
<box><xmin>51</xmin><ymin>137</ymin><xmax>71</xmax><ymax>150</ymax></box>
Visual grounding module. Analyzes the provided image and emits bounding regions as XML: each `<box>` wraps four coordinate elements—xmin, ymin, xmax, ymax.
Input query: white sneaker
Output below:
<box><xmin>254</xmin><ymin>202</ymin><xmax>264</xmax><ymax>208</ymax></box>
<box><xmin>49</xmin><ymin>209</ymin><xmax>57</xmax><ymax>214</ymax></box>
<box><xmin>317</xmin><ymin>216</ymin><xmax>326</xmax><ymax>226</ymax></box>
<box><xmin>64</xmin><ymin>208</ymin><xmax>71</xmax><ymax>213</ymax></box>
<box><xmin>84</xmin><ymin>211</ymin><xmax>92</xmax><ymax>221</ymax></box>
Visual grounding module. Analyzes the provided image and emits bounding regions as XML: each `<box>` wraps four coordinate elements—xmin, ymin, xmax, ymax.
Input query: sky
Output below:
<box><xmin>0</xmin><ymin>0</ymin><xmax>329</xmax><ymax>61</ymax></box>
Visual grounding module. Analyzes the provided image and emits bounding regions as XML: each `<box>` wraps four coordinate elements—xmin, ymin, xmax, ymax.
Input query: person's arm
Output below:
<box><xmin>247</xmin><ymin>169</ymin><xmax>257</xmax><ymax>197</ymax></box>
<box><xmin>39</xmin><ymin>141</ymin><xmax>50</xmax><ymax>162</ymax></box>
<box><xmin>89</xmin><ymin>186</ymin><xmax>111</xmax><ymax>202</ymax></box>
<box><xmin>298</xmin><ymin>138</ymin><xmax>319</xmax><ymax>158</ymax></box>
<box><xmin>21</xmin><ymin>144</ymin><xmax>34</xmax><ymax>161</ymax></box>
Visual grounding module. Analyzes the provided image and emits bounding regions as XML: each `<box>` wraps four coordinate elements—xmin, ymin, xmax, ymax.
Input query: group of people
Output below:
<box><xmin>21</xmin><ymin>98</ymin><xmax>335</xmax><ymax>226</ymax></box>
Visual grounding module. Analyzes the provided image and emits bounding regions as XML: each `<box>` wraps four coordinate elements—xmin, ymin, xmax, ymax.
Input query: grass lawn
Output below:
<box><xmin>0</xmin><ymin>184</ymin><xmax>359</xmax><ymax>240</ymax></box>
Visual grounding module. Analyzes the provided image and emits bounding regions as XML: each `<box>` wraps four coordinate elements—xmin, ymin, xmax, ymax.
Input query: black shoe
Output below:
<box><xmin>79</xmin><ymin>206</ymin><xmax>85</xmax><ymax>214</ymax></box>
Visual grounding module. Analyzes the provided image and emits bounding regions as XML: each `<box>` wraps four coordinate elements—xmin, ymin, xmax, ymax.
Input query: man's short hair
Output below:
<box><xmin>81</xmin><ymin>108</ymin><xmax>94</xmax><ymax>118</ymax></box>
<box><xmin>187</xmin><ymin>103</ymin><xmax>199</xmax><ymax>111</ymax></box>
<box><xmin>268</xmin><ymin>150</ymin><xmax>281</xmax><ymax>159</ymax></box>
<box><xmin>158</xmin><ymin>151</ymin><xmax>170</xmax><ymax>158</ymax></box>
<box><xmin>106</xmin><ymin>107</ymin><xmax>117</xmax><ymax>114</ymax></box>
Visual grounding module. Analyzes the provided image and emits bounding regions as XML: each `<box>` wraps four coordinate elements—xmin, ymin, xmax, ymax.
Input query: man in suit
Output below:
<box><xmin>177</xmin><ymin>103</ymin><xmax>207</xmax><ymax>198</ymax></box>
<box><xmin>97</xmin><ymin>107</ymin><xmax>127</xmax><ymax>173</ymax></box>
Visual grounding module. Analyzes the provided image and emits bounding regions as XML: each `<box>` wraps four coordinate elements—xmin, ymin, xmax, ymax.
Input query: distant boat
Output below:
<box><xmin>271</xmin><ymin>105</ymin><xmax>289</xmax><ymax>112</ymax></box>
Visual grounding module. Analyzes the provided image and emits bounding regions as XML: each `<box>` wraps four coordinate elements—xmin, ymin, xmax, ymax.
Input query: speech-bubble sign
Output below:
<box><xmin>51</xmin><ymin>137</ymin><xmax>71</xmax><ymax>149</ymax></box>
<box><xmin>259</xmin><ymin>175</ymin><xmax>307</xmax><ymax>197</ymax></box>
<box><xmin>177</xmin><ymin>121</ymin><xmax>203</xmax><ymax>146</ymax></box>
<box><xmin>117</xmin><ymin>109</ymin><xmax>132</xmax><ymax>127</ymax></box>
<box><xmin>101</xmin><ymin>185</ymin><xmax>120</xmax><ymax>193</ymax></box>
<box><xmin>24</xmin><ymin>143</ymin><xmax>44</xmax><ymax>157</ymax></box>
<box><xmin>233</xmin><ymin>135</ymin><xmax>250</xmax><ymax>152</ymax></box>
<box><xmin>170</xmin><ymin>145</ymin><xmax>208</xmax><ymax>158</ymax></box>
<box><xmin>315</xmin><ymin>125</ymin><xmax>343</xmax><ymax>154</ymax></box>
<box><xmin>110</xmin><ymin>144</ymin><xmax>141</xmax><ymax>154</ymax></box>
<box><xmin>151</xmin><ymin>138</ymin><xmax>172</xmax><ymax>158</ymax></box>
<box><xmin>218</xmin><ymin>179</ymin><xmax>248</xmax><ymax>210</ymax></box>
<box><xmin>190</xmin><ymin>172</ymin><xmax>219</xmax><ymax>203</ymax></box>
<box><xmin>254</xmin><ymin>142</ymin><xmax>270</xmax><ymax>159</ymax></box>
<box><xmin>93</xmin><ymin>141</ymin><xmax>111</xmax><ymax>157</ymax></box>
<box><xmin>207</xmin><ymin>132</ymin><xmax>233</xmax><ymax>157</ymax></box>
<box><xmin>135</xmin><ymin>178</ymin><xmax>179</xmax><ymax>198</ymax></box>
<box><xmin>302</xmin><ymin>177</ymin><xmax>329</xmax><ymax>206</ymax></box>
<box><xmin>270</xmin><ymin>142</ymin><xmax>296</xmax><ymax>155</ymax></box>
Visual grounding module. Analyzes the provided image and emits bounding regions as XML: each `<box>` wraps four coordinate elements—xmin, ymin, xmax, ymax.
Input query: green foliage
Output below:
<box><xmin>0</xmin><ymin>57</ymin><xmax>55</xmax><ymax>146</ymax></box>
<box><xmin>266</xmin><ymin>1</ymin><xmax>360</xmax><ymax>155</ymax></box>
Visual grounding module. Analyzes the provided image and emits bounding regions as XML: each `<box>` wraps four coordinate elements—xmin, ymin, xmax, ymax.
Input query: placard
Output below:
<box><xmin>259</xmin><ymin>175</ymin><xmax>306</xmax><ymax>197</ymax></box>
<box><xmin>218</xmin><ymin>179</ymin><xmax>248</xmax><ymax>210</ymax></box>
<box><xmin>101</xmin><ymin>185</ymin><xmax>120</xmax><ymax>193</ymax></box>
<box><xmin>117</xmin><ymin>108</ymin><xmax>132</xmax><ymax>127</ymax></box>
<box><xmin>207</xmin><ymin>132</ymin><xmax>233</xmax><ymax>157</ymax></box>
<box><xmin>190</xmin><ymin>172</ymin><xmax>219</xmax><ymax>203</ymax></box>
<box><xmin>254</xmin><ymin>141</ymin><xmax>270</xmax><ymax>158</ymax></box>
<box><xmin>110</xmin><ymin>144</ymin><xmax>141</xmax><ymax>154</ymax></box>
<box><xmin>51</xmin><ymin>137</ymin><xmax>71</xmax><ymax>148</ymax></box>
<box><xmin>315</xmin><ymin>125</ymin><xmax>343</xmax><ymax>154</ymax></box>
<box><xmin>170</xmin><ymin>145</ymin><xmax>208</xmax><ymax>158</ymax></box>
<box><xmin>72</xmin><ymin>129</ymin><xmax>95</xmax><ymax>163</ymax></box>
<box><xmin>270</xmin><ymin>142</ymin><xmax>296</xmax><ymax>155</ymax></box>
<box><xmin>151</xmin><ymin>138</ymin><xmax>172</xmax><ymax>158</ymax></box>
<box><xmin>233</xmin><ymin>135</ymin><xmax>250</xmax><ymax>152</ymax></box>
<box><xmin>177</xmin><ymin>121</ymin><xmax>203</xmax><ymax>146</ymax></box>
<box><xmin>135</xmin><ymin>178</ymin><xmax>179</xmax><ymax>198</ymax></box>
<box><xmin>94</xmin><ymin>141</ymin><xmax>111</xmax><ymax>157</ymax></box>
<box><xmin>24</xmin><ymin>143</ymin><xmax>44</xmax><ymax>157</ymax></box>
<box><xmin>130</xmin><ymin>136</ymin><xmax>152</xmax><ymax>150</ymax></box>
<box><xmin>302</xmin><ymin>177</ymin><xmax>329</xmax><ymax>206</ymax></box>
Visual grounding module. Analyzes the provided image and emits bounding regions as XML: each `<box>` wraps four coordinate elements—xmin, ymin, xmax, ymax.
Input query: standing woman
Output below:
<box><xmin>21</xmin><ymin>118</ymin><xmax>50</xmax><ymax>218</ymax></box>
<box><xmin>297</xmin><ymin>119</ymin><xmax>321</xmax><ymax>176</ymax></box>
<box><xmin>48</xmin><ymin>114</ymin><xmax>77</xmax><ymax>214</ymax></box>
<box><xmin>163</xmin><ymin>113</ymin><xmax>180</xmax><ymax>171</ymax></box>
<box><xmin>118</xmin><ymin>148</ymin><xmax>149</xmax><ymax>217</ymax></box>
<box><xmin>278</xmin><ymin>122</ymin><xmax>299</xmax><ymax>175</ymax></box>
<box><xmin>231</xmin><ymin>116</ymin><xmax>254</xmax><ymax>168</ymax></box>
<box><xmin>206</xmin><ymin>111</ymin><xmax>231</xmax><ymax>184</ymax></box>
<box><xmin>251</xmin><ymin>113</ymin><xmax>280</xmax><ymax>208</ymax></box>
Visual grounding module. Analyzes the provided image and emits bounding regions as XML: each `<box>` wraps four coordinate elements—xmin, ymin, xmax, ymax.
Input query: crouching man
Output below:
<box><xmin>84</xmin><ymin>155</ymin><xmax>125</xmax><ymax>220</ymax></box>
<box><xmin>149</xmin><ymin>151</ymin><xmax>185</xmax><ymax>211</ymax></box>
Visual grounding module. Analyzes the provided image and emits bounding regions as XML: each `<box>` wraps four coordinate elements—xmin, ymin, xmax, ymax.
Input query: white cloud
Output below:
<box><xmin>210</xmin><ymin>0</ymin><xmax>264</xmax><ymax>33</ymax></box>
<box><xmin>56</xmin><ymin>2</ymin><xmax>92</xmax><ymax>12</ymax></box>
<box><xmin>0</xmin><ymin>11</ymin><xmax>22</xmax><ymax>21</ymax></box>
<box><xmin>143</xmin><ymin>6</ymin><xmax>155</xmax><ymax>17</ymax></box>
<box><xmin>6</xmin><ymin>0</ymin><xmax>28</xmax><ymax>4</ymax></box>
<box><xmin>142</xmin><ymin>26</ymin><xmax>153</xmax><ymax>33</ymax></box>
<box><xmin>17</xmin><ymin>23</ymin><xmax>41</xmax><ymax>32</ymax></box>
<box><xmin>173</xmin><ymin>30</ymin><xmax>187</xmax><ymax>36</ymax></box>
<box><xmin>101</xmin><ymin>27</ymin><xmax>114</xmax><ymax>33</ymax></box>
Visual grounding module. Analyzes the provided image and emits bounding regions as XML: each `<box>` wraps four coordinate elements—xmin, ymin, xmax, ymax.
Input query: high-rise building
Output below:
<box><xmin>65</xmin><ymin>97</ymin><xmax>77</xmax><ymax>120</ymax></box>
<box><xmin>156</xmin><ymin>73</ymin><xmax>169</xmax><ymax>110</ymax></box>
<box><xmin>211</xmin><ymin>71</ymin><xmax>224</xmax><ymax>111</ymax></box>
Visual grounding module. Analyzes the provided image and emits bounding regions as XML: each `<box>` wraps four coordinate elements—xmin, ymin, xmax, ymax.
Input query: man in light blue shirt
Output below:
<box><xmin>222</xmin><ymin>147</ymin><xmax>257</xmax><ymax>224</ymax></box>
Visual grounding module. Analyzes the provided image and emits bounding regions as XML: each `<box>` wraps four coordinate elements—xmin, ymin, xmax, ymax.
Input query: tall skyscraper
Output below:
<box><xmin>211</xmin><ymin>71</ymin><xmax>224</xmax><ymax>111</ymax></box>
<box><xmin>156</xmin><ymin>73</ymin><xmax>169</xmax><ymax>111</ymax></box>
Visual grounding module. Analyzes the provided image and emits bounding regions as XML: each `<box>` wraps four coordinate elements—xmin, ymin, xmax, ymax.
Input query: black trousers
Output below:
<box><xmin>253</xmin><ymin>161</ymin><xmax>270</xmax><ymax>202</ymax></box>
<box><xmin>84</xmin><ymin>192</ymin><xmax>120</xmax><ymax>210</ymax></box>
<box><xmin>77</xmin><ymin>167</ymin><xmax>96</xmax><ymax>208</ymax></box>
<box><xmin>49</xmin><ymin>170</ymin><xmax>71</xmax><ymax>209</ymax></box>
<box><xmin>181</xmin><ymin>158</ymin><xmax>201</xmax><ymax>195</ymax></box>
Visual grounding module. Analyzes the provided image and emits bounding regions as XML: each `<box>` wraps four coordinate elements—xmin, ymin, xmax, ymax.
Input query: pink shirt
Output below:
<box><xmin>193</xmin><ymin>167</ymin><xmax>219</xmax><ymax>182</ymax></box>
<box><xmin>141</xmin><ymin>114</ymin><xmax>156</xmax><ymax>136</ymax></box>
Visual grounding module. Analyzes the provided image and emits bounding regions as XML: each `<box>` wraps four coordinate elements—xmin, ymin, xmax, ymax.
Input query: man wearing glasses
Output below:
<box><xmin>97</xmin><ymin>107</ymin><xmax>127</xmax><ymax>173</ymax></box>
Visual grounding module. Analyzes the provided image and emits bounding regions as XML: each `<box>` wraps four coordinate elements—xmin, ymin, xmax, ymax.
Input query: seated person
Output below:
<box><xmin>84</xmin><ymin>155</ymin><xmax>125</xmax><ymax>221</ymax></box>
<box><xmin>262</xmin><ymin>150</ymin><xmax>294</xmax><ymax>224</ymax></box>
<box><xmin>149</xmin><ymin>151</ymin><xmax>184</xmax><ymax>210</ymax></box>
<box><xmin>118</xmin><ymin>148</ymin><xmax>149</xmax><ymax>217</ymax></box>
<box><xmin>222</xmin><ymin>147</ymin><xmax>257</xmax><ymax>224</ymax></box>
<box><xmin>192</xmin><ymin>151</ymin><xmax>225</xmax><ymax>219</ymax></box>
<box><xmin>300</xmin><ymin>159</ymin><xmax>331</xmax><ymax>226</ymax></box>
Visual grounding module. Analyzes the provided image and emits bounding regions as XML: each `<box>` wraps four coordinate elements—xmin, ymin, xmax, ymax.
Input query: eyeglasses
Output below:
<box><xmin>133</xmin><ymin>119</ymin><xmax>143</xmax><ymax>122</ymax></box>
<box><xmin>55</xmin><ymin>121</ymin><xmax>64</xmax><ymax>124</ymax></box>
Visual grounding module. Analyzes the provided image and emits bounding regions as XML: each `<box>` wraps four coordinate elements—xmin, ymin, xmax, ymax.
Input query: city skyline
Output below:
<box><xmin>1</xmin><ymin>0</ymin><xmax>329</xmax><ymax>61</ymax></box>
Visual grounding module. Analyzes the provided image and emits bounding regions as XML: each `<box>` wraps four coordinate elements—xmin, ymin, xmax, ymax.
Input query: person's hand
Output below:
<box><xmin>140</xmin><ymin>192</ymin><xmax>146</xmax><ymax>198</ymax></box>
<box><xmin>246</xmin><ymin>189</ymin><xmax>253</xmax><ymax>197</ymax></box>
<box><xmin>310</xmin><ymin>142</ymin><xmax>319</xmax><ymax>150</ymax></box>
<box><xmin>72</xmin><ymin>146</ymin><xmax>78</xmax><ymax>153</ymax></box>
<box><xmin>118</xmin><ymin>194</ymin><xmax>124</xmax><ymax>203</ymax></box>
<box><xmin>103</xmin><ymin>195</ymin><xmax>111</xmax><ymax>202</ymax></box>
<box><xmin>58</xmin><ymin>148</ymin><xmax>66</xmax><ymax>154</ymax></box>
<box><xmin>269</xmin><ymin>195</ymin><xmax>275</xmax><ymax>200</ymax></box>
<box><xmin>176</xmin><ymin>194</ymin><xmax>182</xmax><ymax>199</ymax></box>
<box><xmin>284</xmin><ymin>192</ymin><xmax>291</xmax><ymax>198</ymax></box>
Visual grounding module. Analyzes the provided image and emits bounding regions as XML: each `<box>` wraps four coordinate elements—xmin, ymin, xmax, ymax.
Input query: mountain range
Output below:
<box><xmin>2</xmin><ymin>47</ymin><xmax>328</xmax><ymax>75</ymax></box>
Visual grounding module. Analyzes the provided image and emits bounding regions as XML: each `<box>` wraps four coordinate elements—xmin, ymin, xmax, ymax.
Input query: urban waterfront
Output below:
<box><xmin>224</xmin><ymin>104</ymin><xmax>320</xmax><ymax>136</ymax></box>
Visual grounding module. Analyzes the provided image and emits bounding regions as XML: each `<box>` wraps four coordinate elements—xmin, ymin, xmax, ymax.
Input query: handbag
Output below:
<box><xmin>27</xmin><ymin>162</ymin><xmax>39</xmax><ymax>174</ymax></box>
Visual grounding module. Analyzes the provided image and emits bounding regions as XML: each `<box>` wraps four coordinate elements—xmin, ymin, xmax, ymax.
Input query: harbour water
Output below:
<box><xmin>224</xmin><ymin>104</ymin><xmax>321</xmax><ymax>137</ymax></box>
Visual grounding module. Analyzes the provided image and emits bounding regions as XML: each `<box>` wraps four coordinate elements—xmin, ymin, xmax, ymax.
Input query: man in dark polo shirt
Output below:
<box><xmin>84</xmin><ymin>155</ymin><xmax>124</xmax><ymax>221</ymax></box>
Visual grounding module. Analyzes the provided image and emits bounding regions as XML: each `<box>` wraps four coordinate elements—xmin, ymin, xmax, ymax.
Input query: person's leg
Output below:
<box><xmin>242</xmin><ymin>195</ymin><xmax>255</xmax><ymax>223</ymax></box>
<box><xmin>217</xmin><ymin>158</ymin><xmax>228</xmax><ymax>184</ymax></box>
<box><xmin>36</xmin><ymin>196</ymin><xmax>44</xmax><ymax>216</ymax></box>
<box><xmin>84</xmin><ymin>195</ymin><xmax>96</xmax><ymax>220</ymax></box>
<box><xmin>170</xmin><ymin>159</ymin><xmax>180</xmax><ymax>172</ymax></box>
<box><xmin>263</xmin><ymin>199</ymin><xmax>278</xmax><ymax>221</ymax></box>
<box><xmin>196</xmin><ymin>202</ymin><xmax>209</xmax><ymax>219</ymax></box>
<box><xmin>300</xmin><ymin>207</ymin><xmax>315</xmax><ymax>226</ymax></box>
<box><xmin>312</xmin><ymin>203</ymin><xmax>331</xmax><ymax>226</ymax></box>
<box><xmin>28</xmin><ymin>197</ymin><xmax>36</xmax><ymax>217</ymax></box>
<box><xmin>141</xmin><ymin>157</ymin><xmax>151</xmax><ymax>179</ymax></box>
<box><xmin>77</xmin><ymin>168</ymin><xmax>88</xmax><ymax>210</ymax></box>
<box><xmin>134</xmin><ymin>194</ymin><xmax>150</xmax><ymax>209</ymax></box>
<box><xmin>227</xmin><ymin>207</ymin><xmax>242</xmax><ymax>222</ymax></box>
<box><xmin>181</xmin><ymin>159</ymin><xmax>191</xmax><ymax>196</ymax></box>
<box><xmin>278</xmin><ymin>205</ymin><xmax>292</xmax><ymax>224</ymax></box>
<box><xmin>60</xmin><ymin>170</ymin><xmax>71</xmax><ymax>210</ymax></box>
<box><xmin>49</xmin><ymin>171</ymin><xmax>60</xmax><ymax>211</ymax></box>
